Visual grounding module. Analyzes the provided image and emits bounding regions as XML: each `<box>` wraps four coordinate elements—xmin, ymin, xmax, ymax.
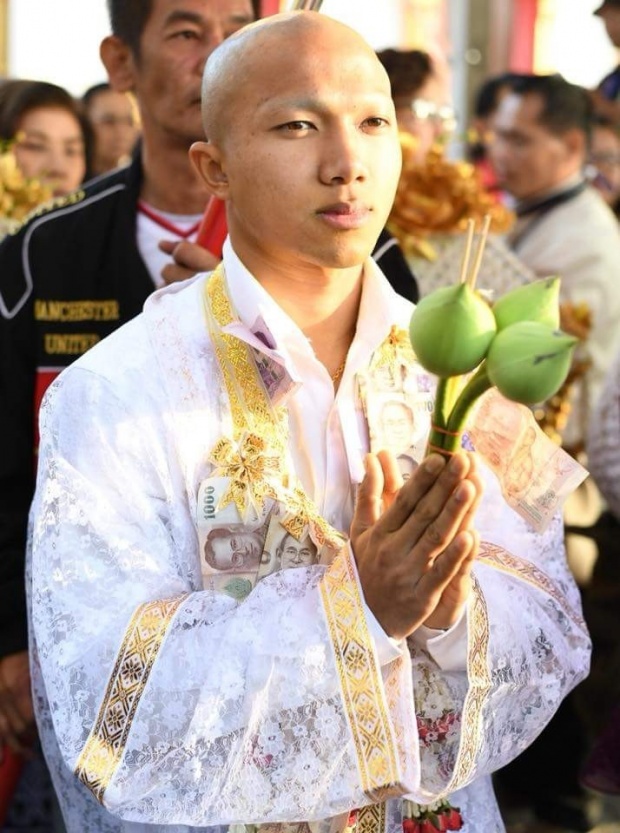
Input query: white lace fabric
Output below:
<box><xmin>27</xmin><ymin>257</ymin><xmax>591</xmax><ymax>833</ymax></box>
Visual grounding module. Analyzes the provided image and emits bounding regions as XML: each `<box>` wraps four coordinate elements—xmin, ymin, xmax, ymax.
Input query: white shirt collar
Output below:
<box><xmin>220</xmin><ymin>237</ymin><xmax>413</xmax><ymax>367</ymax></box>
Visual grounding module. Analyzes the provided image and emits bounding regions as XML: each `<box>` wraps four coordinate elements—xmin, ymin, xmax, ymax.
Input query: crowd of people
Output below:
<box><xmin>1</xmin><ymin>1</ymin><xmax>620</xmax><ymax>833</ymax></box>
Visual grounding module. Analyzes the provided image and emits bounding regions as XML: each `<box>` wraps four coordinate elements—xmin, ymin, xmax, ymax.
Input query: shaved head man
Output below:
<box><xmin>28</xmin><ymin>12</ymin><xmax>589</xmax><ymax>833</ymax></box>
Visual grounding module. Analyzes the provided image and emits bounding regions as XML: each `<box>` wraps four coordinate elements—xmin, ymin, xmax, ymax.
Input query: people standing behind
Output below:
<box><xmin>376</xmin><ymin>47</ymin><xmax>456</xmax><ymax>163</ymax></box>
<box><xmin>587</xmin><ymin>115</ymin><xmax>620</xmax><ymax>215</ymax></box>
<box><xmin>490</xmin><ymin>73</ymin><xmax>620</xmax><ymax>454</ymax></box>
<box><xmin>28</xmin><ymin>12</ymin><xmax>589</xmax><ymax>832</ymax></box>
<box><xmin>590</xmin><ymin>0</ymin><xmax>620</xmax><ymax>126</ymax></box>
<box><xmin>466</xmin><ymin>71</ymin><xmax>523</xmax><ymax>199</ymax></box>
<box><xmin>490</xmin><ymin>72</ymin><xmax>620</xmax><ymax>830</ymax></box>
<box><xmin>578</xmin><ymin>350</ymin><xmax>620</xmax><ymax>809</ymax></box>
<box><xmin>0</xmin><ymin>79</ymin><xmax>89</xmax><ymax>197</ymax></box>
<box><xmin>81</xmin><ymin>82</ymin><xmax>140</xmax><ymax>180</ymax></box>
<box><xmin>0</xmin><ymin>0</ymin><xmax>254</xmax><ymax>793</ymax></box>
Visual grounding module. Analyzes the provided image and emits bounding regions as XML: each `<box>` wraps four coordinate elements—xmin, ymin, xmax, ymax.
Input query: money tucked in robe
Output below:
<box><xmin>27</xmin><ymin>241</ymin><xmax>591</xmax><ymax>833</ymax></box>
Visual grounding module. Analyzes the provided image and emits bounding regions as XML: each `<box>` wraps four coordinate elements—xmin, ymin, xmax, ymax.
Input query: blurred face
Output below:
<box><xmin>490</xmin><ymin>92</ymin><xmax>578</xmax><ymax>201</ymax></box>
<box><xmin>474</xmin><ymin>401</ymin><xmax>521</xmax><ymax>467</ymax></box>
<box><xmin>598</xmin><ymin>7</ymin><xmax>620</xmax><ymax>47</ymax></box>
<box><xmin>381</xmin><ymin>402</ymin><xmax>414</xmax><ymax>451</ymax></box>
<box><xmin>130</xmin><ymin>0</ymin><xmax>254</xmax><ymax>146</ymax></box>
<box><xmin>589</xmin><ymin>123</ymin><xmax>620</xmax><ymax>205</ymax></box>
<box><xmin>393</xmin><ymin>76</ymin><xmax>455</xmax><ymax>161</ymax></box>
<box><xmin>86</xmin><ymin>89</ymin><xmax>140</xmax><ymax>172</ymax></box>
<box><xmin>200</xmin><ymin>20</ymin><xmax>402</xmax><ymax>274</ymax></box>
<box><xmin>278</xmin><ymin>534</ymin><xmax>315</xmax><ymax>569</ymax></box>
<box><xmin>14</xmin><ymin>107</ymin><xmax>85</xmax><ymax>196</ymax></box>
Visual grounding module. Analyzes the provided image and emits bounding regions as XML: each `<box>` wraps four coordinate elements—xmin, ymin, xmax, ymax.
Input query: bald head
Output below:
<box><xmin>189</xmin><ymin>9</ymin><xmax>401</xmax><ymax>275</ymax></box>
<box><xmin>200</xmin><ymin>11</ymin><xmax>389</xmax><ymax>145</ymax></box>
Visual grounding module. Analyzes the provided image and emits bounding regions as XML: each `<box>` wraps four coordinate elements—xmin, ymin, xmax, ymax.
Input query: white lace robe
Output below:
<box><xmin>28</xmin><ymin>253</ymin><xmax>591</xmax><ymax>833</ymax></box>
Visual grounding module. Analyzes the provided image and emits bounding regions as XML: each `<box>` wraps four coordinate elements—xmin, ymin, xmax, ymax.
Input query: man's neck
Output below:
<box><xmin>139</xmin><ymin>135</ymin><xmax>211</xmax><ymax>216</ymax></box>
<box><xmin>516</xmin><ymin>171</ymin><xmax>584</xmax><ymax>212</ymax></box>
<box><xmin>239</xmin><ymin>248</ymin><xmax>364</xmax><ymax>378</ymax></box>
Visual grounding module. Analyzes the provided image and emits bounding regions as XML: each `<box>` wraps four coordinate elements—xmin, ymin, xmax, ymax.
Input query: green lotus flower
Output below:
<box><xmin>409</xmin><ymin>283</ymin><xmax>497</xmax><ymax>377</ymax></box>
<box><xmin>492</xmin><ymin>276</ymin><xmax>561</xmax><ymax>331</ymax></box>
<box><xmin>486</xmin><ymin>321</ymin><xmax>578</xmax><ymax>404</ymax></box>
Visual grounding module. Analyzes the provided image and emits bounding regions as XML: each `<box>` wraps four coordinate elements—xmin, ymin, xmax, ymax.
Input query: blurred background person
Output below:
<box><xmin>376</xmin><ymin>47</ymin><xmax>456</xmax><ymax>162</ymax></box>
<box><xmin>591</xmin><ymin>0</ymin><xmax>620</xmax><ymax>126</ymax></box>
<box><xmin>81</xmin><ymin>82</ymin><xmax>140</xmax><ymax>179</ymax></box>
<box><xmin>0</xmin><ymin>78</ymin><xmax>89</xmax><ymax>197</ymax></box>
<box><xmin>490</xmin><ymin>71</ymin><xmax>620</xmax><ymax>832</ymax></box>
<box><xmin>586</xmin><ymin>114</ymin><xmax>620</xmax><ymax>215</ymax></box>
<box><xmin>467</xmin><ymin>71</ymin><xmax>523</xmax><ymax>199</ymax></box>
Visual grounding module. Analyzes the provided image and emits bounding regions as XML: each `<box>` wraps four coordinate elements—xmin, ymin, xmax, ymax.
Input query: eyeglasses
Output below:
<box><xmin>410</xmin><ymin>99</ymin><xmax>457</xmax><ymax>132</ymax></box>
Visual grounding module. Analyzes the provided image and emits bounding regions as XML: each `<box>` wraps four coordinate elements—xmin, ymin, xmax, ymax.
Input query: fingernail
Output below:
<box><xmin>425</xmin><ymin>454</ymin><xmax>445</xmax><ymax>474</ymax></box>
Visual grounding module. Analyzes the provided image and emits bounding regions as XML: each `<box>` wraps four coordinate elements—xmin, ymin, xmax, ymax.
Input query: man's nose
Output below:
<box><xmin>319</xmin><ymin>127</ymin><xmax>368</xmax><ymax>185</ymax></box>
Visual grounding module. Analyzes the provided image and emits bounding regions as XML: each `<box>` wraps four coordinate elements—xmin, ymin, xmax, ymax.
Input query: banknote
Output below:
<box><xmin>468</xmin><ymin>389</ymin><xmax>588</xmax><ymax>532</ymax></box>
<box><xmin>359</xmin><ymin>360</ymin><xmax>434</xmax><ymax>481</ymax></box>
<box><xmin>196</xmin><ymin>476</ymin><xmax>275</xmax><ymax>600</ymax></box>
<box><xmin>197</xmin><ymin>477</ymin><xmax>321</xmax><ymax>599</ymax></box>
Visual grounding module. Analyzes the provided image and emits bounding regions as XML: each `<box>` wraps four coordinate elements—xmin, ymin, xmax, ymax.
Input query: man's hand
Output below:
<box><xmin>351</xmin><ymin>451</ymin><xmax>483</xmax><ymax>640</ymax></box>
<box><xmin>159</xmin><ymin>239</ymin><xmax>220</xmax><ymax>285</ymax></box>
<box><xmin>0</xmin><ymin>651</ymin><xmax>36</xmax><ymax>759</ymax></box>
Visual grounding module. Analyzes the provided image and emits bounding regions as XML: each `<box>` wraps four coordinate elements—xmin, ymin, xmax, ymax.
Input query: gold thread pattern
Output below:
<box><xmin>75</xmin><ymin>595</ymin><xmax>188</xmax><ymax>802</ymax></box>
<box><xmin>447</xmin><ymin>575</ymin><xmax>492</xmax><ymax>789</ymax></box>
<box><xmin>319</xmin><ymin>553</ymin><xmax>404</xmax><ymax>802</ymax></box>
<box><xmin>357</xmin><ymin>802</ymin><xmax>387</xmax><ymax>833</ymax></box>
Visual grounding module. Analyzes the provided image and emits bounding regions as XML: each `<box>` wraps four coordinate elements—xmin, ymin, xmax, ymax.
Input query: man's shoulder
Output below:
<box><xmin>8</xmin><ymin>165</ymin><xmax>133</xmax><ymax>239</ymax></box>
<box><xmin>0</xmin><ymin>163</ymin><xmax>144</xmax><ymax>321</ymax></box>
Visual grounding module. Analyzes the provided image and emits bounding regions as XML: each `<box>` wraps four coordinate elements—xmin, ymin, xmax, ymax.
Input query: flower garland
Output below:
<box><xmin>0</xmin><ymin>137</ymin><xmax>53</xmax><ymax>238</ymax></box>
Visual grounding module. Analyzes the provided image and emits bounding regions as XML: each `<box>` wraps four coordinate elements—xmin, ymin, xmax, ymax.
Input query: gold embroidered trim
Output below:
<box><xmin>75</xmin><ymin>594</ymin><xmax>187</xmax><ymax>802</ymax></box>
<box><xmin>478</xmin><ymin>542</ymin><xmax>588</xmax><ymax>633</ymax></box>
<box><xmin>357</xmin><ymin>801</ymin><xmax>387</xmax><ymax>833</ymax></box>
<box><xmin>319</xmin><ymin>553</ymin><xmax>404</xmax><ymax>802</ymax></box>
<box><xmin>207</xmin><ymin>266</ymin><xmax>279</xmax><ymax>439</ymax></box>
<box><xmin>448</xmin><ymin>574</ymin><xmax>492</xmax><ymax>789</ymax></box>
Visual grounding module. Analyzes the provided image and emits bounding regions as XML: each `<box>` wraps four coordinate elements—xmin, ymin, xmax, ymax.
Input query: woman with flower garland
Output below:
<box><xmin>27</xmin><ymin>12</ymin><xmax>590</xmax><ymax>833</ymax></box>
<box><xmin>0</xmin><ymin>79</ymin><xmax>89</xmax><ymax>198</ymax></box>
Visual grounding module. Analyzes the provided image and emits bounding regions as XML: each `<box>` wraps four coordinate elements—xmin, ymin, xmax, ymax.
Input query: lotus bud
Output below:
<box><xmin>492</xmin><ymin>276</ymin><xmax>561</xmax><ymax>331</ymax></box>
<box><xmin>409</xmin><ymin>283</ymin><xmax>497</xmax><ymax>376</ymax></box>
<box><xmin>486</xmin><ymin>321</ymin><xmax>578</xmax><ymax>404</ymax></box>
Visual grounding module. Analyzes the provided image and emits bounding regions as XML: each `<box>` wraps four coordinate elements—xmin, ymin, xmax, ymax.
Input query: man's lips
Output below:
<box><xmin>317</xmin><ymin>202</ymin><xmax>372</xmax><ymax>230</ymax></box>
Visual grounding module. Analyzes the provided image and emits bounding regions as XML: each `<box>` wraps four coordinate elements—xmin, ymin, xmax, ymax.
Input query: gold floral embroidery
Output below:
<box><xmin>209</xmin><ymin>432</ymin><xmax>284</xmax><ymax>521</ymax></box>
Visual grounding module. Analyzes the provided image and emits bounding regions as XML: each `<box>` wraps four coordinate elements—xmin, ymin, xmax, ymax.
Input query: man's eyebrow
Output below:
<box><xmin>164</xmin><ymin>9</ymin><xmax>253</xmax><ymax>26</ymax></box>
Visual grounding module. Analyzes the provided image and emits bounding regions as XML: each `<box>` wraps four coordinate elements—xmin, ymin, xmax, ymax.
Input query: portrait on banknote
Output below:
<box><xmin>360</xmin><ymin>360</ymin><xmax>434</xmax><ymax>480</ymax></box>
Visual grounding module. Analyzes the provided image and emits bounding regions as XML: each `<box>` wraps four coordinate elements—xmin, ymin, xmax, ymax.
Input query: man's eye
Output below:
<box><xmin>279</xmin><ymin>121</ymin><xmax>313</xmax><ymax>132</ymax></box>
<box><xmin>363</xmin><ymin>117</ymin><xmax>389</xmax><ymax>129</ymax></box>
<box><xmin>172</xmin><ymin>29</ymin><xmax>199</xmax><ymax>40</ymax></box>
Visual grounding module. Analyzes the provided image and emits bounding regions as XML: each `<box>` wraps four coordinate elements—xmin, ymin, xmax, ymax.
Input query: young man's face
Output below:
<box><xmin>490</xmin><ymin>92</ymin><xmax>576</xmax><ymax>201</ymax></box>
<box><xmin>213</xmin><ymin>21</ymin><xmax>402</xmax><ymax>272</ymax></box>
<box><xmin>133</xmin><ymin>0</ymin><xmax>254</xmax><ymax>147</ymax></box>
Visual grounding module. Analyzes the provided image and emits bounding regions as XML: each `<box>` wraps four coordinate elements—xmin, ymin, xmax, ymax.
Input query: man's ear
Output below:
<box><xmin>190</xmin><ymin>141</ymin><xmax>230</xmax><ymax>199</ymax></box>
<box><xmin>100</xmin><ymin>35</ymin><xmax>136</xmax><ymax>93</ymax></box>
<box><xmin>563</xmin><ymin>127</ymin><xmax>587</xmax><ymax>163</ymax></box>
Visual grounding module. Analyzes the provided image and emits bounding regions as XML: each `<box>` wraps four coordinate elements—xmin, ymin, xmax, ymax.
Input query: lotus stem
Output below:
<box><xmin>442</xmin><ymin>363</ymin><xmax>493</xmax><ymax>453</ymax></box>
